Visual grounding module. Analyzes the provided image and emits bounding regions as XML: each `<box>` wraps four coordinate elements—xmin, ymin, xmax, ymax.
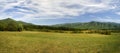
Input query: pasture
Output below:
<box><xmin>0</xmin><ymin>31</ymin><xmax>120</xmax><ymax>53</ymax></box>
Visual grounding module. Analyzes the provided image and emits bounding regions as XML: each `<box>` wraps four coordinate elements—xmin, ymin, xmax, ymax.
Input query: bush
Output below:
<box><xmin>71</xmin><ymin>31</ymin><xmax>82</xmax><ymax>33</ymax></box>
<box><xmin>98</xmin><ymin>31</ymin><xmax>111</xmax><ymax>35</ymax></box>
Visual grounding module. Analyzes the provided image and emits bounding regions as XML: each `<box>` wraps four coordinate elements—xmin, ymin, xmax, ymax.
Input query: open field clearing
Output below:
<box><xmin>0</xmin><ymin>32</ymin><xmax>120</xmax><ymax>53</ymax></box>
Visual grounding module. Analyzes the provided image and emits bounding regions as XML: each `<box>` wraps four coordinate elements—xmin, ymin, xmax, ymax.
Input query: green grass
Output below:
<box><xmin>0</xmin><ymin>31</ymin><xmax>120</xmax><ymax>53</ymax></box>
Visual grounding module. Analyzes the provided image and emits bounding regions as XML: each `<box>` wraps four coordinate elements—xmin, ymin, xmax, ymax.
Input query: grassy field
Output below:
<box><xmin>0</xmin><ymin>31</ymin><xmax>120</xmax><ymax>53</ymax></box>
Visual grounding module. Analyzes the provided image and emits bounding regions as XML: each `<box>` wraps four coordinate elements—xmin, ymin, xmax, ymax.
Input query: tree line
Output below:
<box><xmin>0</xmin><ymin>18</ymin><xmax>23</xmax><ymax>31</ymax></box>
<box><xmin>0</xmin><ymin>18</ymin><xmax>120</xmax><ymax>35</ymax></box>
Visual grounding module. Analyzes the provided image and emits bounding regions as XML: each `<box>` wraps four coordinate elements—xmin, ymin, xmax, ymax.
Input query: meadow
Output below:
<box><xmin>0</xmin><ymin>31</ymin><xmax>120</xmax><ymax>53</ymax></box>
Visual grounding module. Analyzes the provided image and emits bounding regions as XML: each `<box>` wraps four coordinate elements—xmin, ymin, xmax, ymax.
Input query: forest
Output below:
<box><xmin>0</xmin><ymin>18</ymin><xmax>120</xmax><ymax>35</ymax></box>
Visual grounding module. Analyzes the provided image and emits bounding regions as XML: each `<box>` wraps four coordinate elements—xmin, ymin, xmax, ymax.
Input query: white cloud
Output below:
<box><xmin>116</xmin><ymin>12</ymin><xmax>120</xmax><ymax>15</ymax></box>
<box><xmin>0</xmin><ymin>0</ymin><xmax>119</xmax><ymax>20</ymax></box>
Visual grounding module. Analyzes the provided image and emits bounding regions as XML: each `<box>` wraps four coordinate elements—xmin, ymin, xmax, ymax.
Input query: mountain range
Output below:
<box><xmin>0</xmin><ymin>18</ymin><xmax>120</xmax><ymax>31</ymax></box>
<box><xmin>53</xmin><ymin>21</ymin><xmax>120</xmax><ymax>30</ymax></box>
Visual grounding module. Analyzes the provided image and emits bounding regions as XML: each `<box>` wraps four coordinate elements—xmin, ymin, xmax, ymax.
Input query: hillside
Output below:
<box><xmin>0</xmin><ymin>18</ymin><xmax>120</xmax><ymax>31</ymax></box>
<box><xmin>0</xmin><ymin>18</ymin><xmax>76</xmax><ymax>31</ymax></box>
<box><xmin>0</xmin><ymin>18</ymin><xmax>43</xmax><ymax>31</ymax></box>
<box><xmin>53</xmin><ymin>21</ymin><xmax>120</xmax><ymax>30</ymax></box>
<box><xmin>0</xmin><ymin>18</ymin><xmax>23</xmax><ymax>31</ymax></box>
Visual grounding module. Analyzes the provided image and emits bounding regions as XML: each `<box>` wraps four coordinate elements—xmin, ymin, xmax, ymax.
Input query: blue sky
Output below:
<box><xmin>0</xmin><ymin>0</ymin><xmax>120</xmax><ymax>25</ymax></box>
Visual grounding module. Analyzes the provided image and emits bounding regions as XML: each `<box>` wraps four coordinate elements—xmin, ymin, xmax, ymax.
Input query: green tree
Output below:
<box><xmin>7</xmin><ymin>21</ymin><xmax>18</xmax><ymax>31</ymax></box>
<box><xmin>18</xmin><ymin>23</ymin><xmax>24</xmax><ymax>31</ymax></box>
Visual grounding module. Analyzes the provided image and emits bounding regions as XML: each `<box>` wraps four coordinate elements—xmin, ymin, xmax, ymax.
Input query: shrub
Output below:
<box><xmin>99</xmin><ymin>31</ymin><xmax>111</xmax><ymax>35</ymax></box>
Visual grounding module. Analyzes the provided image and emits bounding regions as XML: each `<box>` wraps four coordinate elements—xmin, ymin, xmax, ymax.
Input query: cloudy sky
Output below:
<box><xmin>0</xmin><ymin>0</ymin><xmax>120</xmax><ymax>25</ymax></box>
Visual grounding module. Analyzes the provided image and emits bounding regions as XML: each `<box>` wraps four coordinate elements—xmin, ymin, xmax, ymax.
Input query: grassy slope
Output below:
<box><xmin>0</xmin><ymin>32</ymin><xmax>120</xmax><ymax>53</ymax></box>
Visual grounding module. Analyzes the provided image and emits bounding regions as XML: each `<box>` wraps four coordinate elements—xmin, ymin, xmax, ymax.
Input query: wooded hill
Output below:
<box><xmin>0</xmin><ymin>18</ymin><xmax>23</xmax><ymax>31</ymax></box>
<box><xmin>0</xmin><ymin>18</ymin><xmax>120</xmax><ymax>32</ymax></box>
<box><xmin>0</xmin><ymin>18</ymin><xmax>76</xmax><ymax>31</ymax></box>
<box><xmin>53</xmin><ymin>21</ymin><xmax>120</xmax><ymax>30</ymax></box>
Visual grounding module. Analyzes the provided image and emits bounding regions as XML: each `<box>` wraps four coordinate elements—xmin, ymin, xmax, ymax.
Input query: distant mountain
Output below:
<box><xmin>0</xmin><ymin>18</ymin><xmax>120</xmax><ymax>31</ymax></box>
<box><xmin>0</xmin><ymin>18</ymin><xmax>33</xmax><ymax>26</ymax></box>
<box><xmin>53</xmin><ymin>21</ymin><xmax>120</xmax><ymax>30</ymax></box>
<box><xmin>0</xmin><ymin>18</ymin><xmax>76</xmax><ymax>31</ymax></box>
<box><xmin>0</xmin><ymin>18</ymin><xmax>23</xmax><ymax>31</ymax></box>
